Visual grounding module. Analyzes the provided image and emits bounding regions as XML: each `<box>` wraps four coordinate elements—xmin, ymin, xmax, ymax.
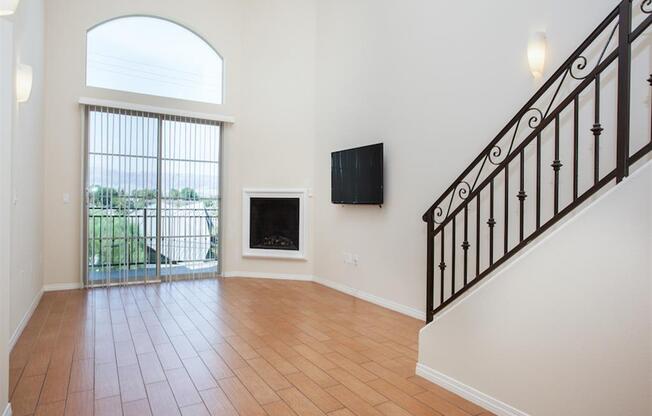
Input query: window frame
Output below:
<box><xmin>85</xmin><ymin>15</ymin><xmax>226</xmax><ymax>105</ymax></box>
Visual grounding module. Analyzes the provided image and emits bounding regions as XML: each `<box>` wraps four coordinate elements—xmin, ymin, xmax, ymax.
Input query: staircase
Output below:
<box><xmin>422</xmin><ymin>0</ymin><xmax>652</xmax><ymax>323</ymax></box>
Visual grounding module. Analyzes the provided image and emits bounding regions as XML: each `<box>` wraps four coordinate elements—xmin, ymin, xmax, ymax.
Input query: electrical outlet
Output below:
<box><xmin>343</xmin><ymin>253</ymin><xmax>359</xmax><ymax>266</ymax></box>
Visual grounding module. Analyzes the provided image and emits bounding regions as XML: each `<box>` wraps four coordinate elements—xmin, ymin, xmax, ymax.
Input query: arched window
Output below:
<box><xmin>87</xmin><ymin>16</ymin><xmax>223</xmax><ymax>104</ymax></box>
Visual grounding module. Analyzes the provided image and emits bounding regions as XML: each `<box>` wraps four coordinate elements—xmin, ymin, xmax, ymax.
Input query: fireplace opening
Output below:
<box><xmin>249</xmin><ymin>197</ymin><xmax>300</xmax><ymax>251</ymax></box>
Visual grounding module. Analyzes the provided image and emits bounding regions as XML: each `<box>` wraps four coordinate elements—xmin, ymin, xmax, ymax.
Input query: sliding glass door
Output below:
<box><xmin>84</xmin><ymin>106</ymin><xmax>221</xmax><ymax>287</ymax></box>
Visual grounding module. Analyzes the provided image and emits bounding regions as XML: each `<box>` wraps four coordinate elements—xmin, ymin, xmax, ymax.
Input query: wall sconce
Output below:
<box><xmin>0</xmin><ymin>0</ymin><xmax>20</xmax><ymax>16</ymax></box>
<box><xmin>528</xmin><ymin>32</ymin><xmax>547</xmax><ymax>79</ymax></box>
<box><xmin>16</xmin><ymin>64</ymin><xmax>32</xmax><ymax>103</ymax></box>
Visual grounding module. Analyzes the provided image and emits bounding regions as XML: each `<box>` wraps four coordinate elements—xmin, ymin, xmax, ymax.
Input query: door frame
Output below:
<box><xmin>81</xmin><ymin>104</ymin><xmax>224</xmax><ymax>287</ymax></box>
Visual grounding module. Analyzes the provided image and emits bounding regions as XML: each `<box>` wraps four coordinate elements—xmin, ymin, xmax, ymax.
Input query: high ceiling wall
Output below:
<box><xmin>42</xmin><ymin>0</ymin><xmax>317</xmax><ymax>287</ymax></box>
<box><xmin>41</xmin><ymin>0</ymin><xmax>645</xmax><ymax>318</ymax></box>
<box><xmin>312</xmin><ymin>0</ymin><xmax>635</xmax><ymax>314</ymax></box>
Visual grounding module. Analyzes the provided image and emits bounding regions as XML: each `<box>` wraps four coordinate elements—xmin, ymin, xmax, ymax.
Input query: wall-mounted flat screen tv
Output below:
<box><xmin>331</xmin><ymin>143</ymin><xmax>384</xmax><ymax>205</ymax></box>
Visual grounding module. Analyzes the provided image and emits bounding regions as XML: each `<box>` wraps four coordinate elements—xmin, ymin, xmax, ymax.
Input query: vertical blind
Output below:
<box><xmin>84</xmin><ymin>105</ymin><xmax>221</xmax><ymax>287</ymax></box>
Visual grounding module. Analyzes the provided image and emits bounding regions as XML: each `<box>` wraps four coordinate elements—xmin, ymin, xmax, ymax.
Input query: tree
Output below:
<box><xmin>131</xmin><ymin>189</ymin><xmax>157</xmax><ymax>200</ymax></box>
<box><xmin>90</xmin><ymin>186</ymin><xmax>121</xmax><ymax>208</ymax></box>
<box><xmin>180</xmin><ymin>187</ymin><xmax>199</xmax><ymax>200</ymax></box>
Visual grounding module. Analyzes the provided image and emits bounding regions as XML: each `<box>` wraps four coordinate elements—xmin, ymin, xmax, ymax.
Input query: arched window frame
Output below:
<box><xmin>85</xmin><ymin>15</ymin><xmax>225</xmax><ymax>105</ymax></box>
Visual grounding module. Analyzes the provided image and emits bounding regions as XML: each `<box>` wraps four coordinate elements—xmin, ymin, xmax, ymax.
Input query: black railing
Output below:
<box><xmin>423</xmin><ymin>0</ymin><xmax>652</xmax><ymax>323</ymax></box>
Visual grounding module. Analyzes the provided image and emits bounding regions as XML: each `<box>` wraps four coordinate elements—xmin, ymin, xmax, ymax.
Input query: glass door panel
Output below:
<box><xmin>84</xmin><ymin>106</ymin><xmax>220</xmax><ymax>287</ymax></box>
<box><xmin>160</xmin><ymin>115</ymin><xmax>221</xmax><ymax>280</ymax></box>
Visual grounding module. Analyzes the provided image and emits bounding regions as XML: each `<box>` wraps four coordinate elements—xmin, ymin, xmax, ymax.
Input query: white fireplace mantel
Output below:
<box><xmin>242</xmin><ymin>189</ymin><xmax>307</xmax><ymax>260</ymax></box>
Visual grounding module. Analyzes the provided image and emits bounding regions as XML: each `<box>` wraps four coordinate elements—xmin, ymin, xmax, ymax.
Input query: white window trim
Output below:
<box><xmin>78</xmin><ymin>97</ymin><xmax>235</xmax><ymax>124</ymax></box>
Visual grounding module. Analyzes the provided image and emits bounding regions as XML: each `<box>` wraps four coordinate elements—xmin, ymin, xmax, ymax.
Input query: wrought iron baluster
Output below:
<box><xmin>426</xmin><ymin>217</ymin><xmax>434</xmax><ymax>323</ymax></box>
<box><xmin>451</xmin><ymin>217</ymin><xmax>456</xmax><ymax>296</ymax></box>
<box><xmin>518</xmin><ymin>151</ymin><xmax>527</xmax><ymax>242</ymax></box>
<box><xmin>592</xmin><ymin>75</ymin><xmax>604</xmax><ymax>185</ymax></box>
<box><xmin>462</xmin><ymin>205</ymin><xmax>470</xmax><ymax>286</ymax></box>
<box><xmin>552</xmin><ymin>116</ymin><xmax>563</xmax><ymax>215</ymax></box>
<box><xmin>439</xmin><ymin>227</ymin><xmax>446</xmax><ymax>305</ymax></box>
<box><xmin>616</xmin><ymin>0</ymin><xmax>632</xmax><ymax>182</ymax></box>
<box><xmin>536</xmin><ymin>133</ymin><xmax>541</xmax><ymax>229</ymax></box>
<box><xmin>573</xmin><ymin>97</ymin><xmax>579</xmax><ymax>200</ymax></box>
<box><xmin>649</xmin><ymin>75</ymin><xmax>652</xmax><ymax>143</ymax></box>
<box><xmin>504</xmin><ymin>164</ymin><xmax>509</xmax><ymax>255</ymax></box>
<box><xmin>423</xmin><ymin>0</ymin><xmax>652</xmax><ymax>322</ymax></box>
<box><xmin>475</xmin><ymin>196</ymin><xmax>481</xmax><ymax>278</ymax></box>
<box><xmin>488</xmin><ymin>179</ymin><xmax>496</xmax><ymax>266</ymax></box>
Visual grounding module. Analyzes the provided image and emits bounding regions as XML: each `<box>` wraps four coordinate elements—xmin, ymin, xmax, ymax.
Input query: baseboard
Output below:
<box><xmin>415</xmin><ymin>363</ymin><xmax>530</xmax><ymax>416</ymax></box>
<box><xmin>222</xmin><ymin>271</ymin><xmax>314</xmax><ymax>281</ymax></box>
<box><xmin>8</xmin><ymin>289</ymin><xmax>43</xmax><ymax>351</ymax></box>
<box><xmin>222</xmin><ymin>272</ymin><xmax>424</xmax><ymax>320</ymax></box>
<box><xmin>314</xmin><ymin>276</ymin><xmax>425</xmax><ymax>321</ymax></box>
<box><xmin>9</xmin><ymin>281</ymin><xmax>81</xmax><ymax>350</ymax></box>
<box><xmin>43</xmin><ymin>282</ymin><xmax>82</xmax><ymax>292</ymax></box>
<box><xmin>3</xmin><ymin>403</ymin><xmax>12</xmax><ymax>416</ymax></box>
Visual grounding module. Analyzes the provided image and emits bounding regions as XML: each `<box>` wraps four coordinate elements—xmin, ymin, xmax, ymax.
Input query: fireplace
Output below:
<box><xmin>242</xmin><ymin>189</ymin><xmax>307</xmax><ymax>259</ymax></box>
<box><xmin>250</xmin><ymin>198</ymin><xmax>299</xmax><ymax>251</ymax></box>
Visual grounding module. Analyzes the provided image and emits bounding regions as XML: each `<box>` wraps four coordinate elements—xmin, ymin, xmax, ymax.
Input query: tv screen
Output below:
<box><xmin>331</xmin><ymin>143</ymin><xmax>384</xmax><ymax>205</ymax></box>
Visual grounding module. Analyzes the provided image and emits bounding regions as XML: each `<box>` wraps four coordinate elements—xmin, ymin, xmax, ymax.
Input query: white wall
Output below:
<box><xmin>0</xmin><ymin>16</ymin><xmax>14</xmax><ymax>416</ymax></box>
<box><xmin>312</xmin><ymin>0</ymin><xmax>638</xmax><ymax>314</ymax></box>
<box><xmin>42</xmin><ymin>0</ymin><xmax>317</xmax><ymax>287</ymax></box>
<box><xmin>10</xmin><ymin>0</ymin><xmax>45</xmax><ymax>339</ymax></box>
<box><xmin>418</xmin><ymin>160</ymin><xmax>652</xmax><ymax>416</ymax></box>
<box><xmin>229</xmin><ymin>0</ymin><xmax>316</xmax><ymax>277</ymax></box>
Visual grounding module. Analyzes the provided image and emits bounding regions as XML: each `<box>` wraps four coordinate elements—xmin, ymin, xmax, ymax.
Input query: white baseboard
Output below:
<box><xmin>3</xmin><ymin>403</ymin><xmax>12</xmax><ymax>416</ymax></box>
<box><xmin>314</xmin><ymin>276</ymin><xmax>425</xmax><ymax>321</ymax></box>
<box><xmin>8</xmin><ymin>288</ymin><xmax>43</xmax><ymax>351</ymax></box>
<box><xmin>43</xmin><ymin>282</ymin><xmax>82</xmax><ymax>292</ymax></box>
<box><xmin>415</xmin><ymin>363</ymin><xmax>529</xmax><ymax>416</ymax></box>
<box><xmin>222</xmin><ymin>271</ymin><xmax>314</xmax><ymax>281</ymax></box>
<box><xmin>9</xmin><ymin>281</ymin><xmax>82</xmax><ymax>351</ymax></box>
<box><xmin>222</xmin><ymin>272</ymin><xmax>424</xmax><ymax>320</ymax></box>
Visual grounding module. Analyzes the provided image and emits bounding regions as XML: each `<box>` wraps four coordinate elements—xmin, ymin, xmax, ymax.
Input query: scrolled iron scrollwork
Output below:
<box><xmin>569</xmin><ymin>21</ymin><xmax>619</xmax><ymax>80</ymax></box>
<box><xmin>488</xmin><ymin>107</ymin><xmax>543</xmax><ymax>166</ymax></box>
<box><xmin>642</xmin><ymin>0</ymin><xmax>652</xmax><ymax>14</ymax></box>
<box><xmin>488</xmin><ymin>144</ymin><xmax>503</xmax><ymax>166</ymax></box>
<box><xmin>569</xmin><ymin>55</ymin><xmax>590</xmax><ymax>80</ymax></box>
<box><xmin>456</xmin><ymin>181</ymin><xmax>471</xmax><ymax>200</ymax></box>
<box><xmin>432</xmin><ymin>181</ymin><xmax>471</xmax><ymax>224</ymax></box>
<box><xmin>425</xmin><ymin>3</ymin><xmax>648</xmax><ymax>228</ymax></box>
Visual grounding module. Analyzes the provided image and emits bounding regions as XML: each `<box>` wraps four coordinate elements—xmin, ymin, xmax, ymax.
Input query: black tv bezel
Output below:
<box><xmin>331</xmin><ymin>142</ymin><xmax>384</xmax><ymax>205</ymax></box>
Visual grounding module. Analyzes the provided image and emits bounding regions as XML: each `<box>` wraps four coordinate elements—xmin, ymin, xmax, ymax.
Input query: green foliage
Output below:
<box><xmin>131</xmin><ymin>189</ymin><xmax>157</xmax><ymax>200</ymax></box>
<box><xmin>169</xmin><ymin>187</ymin><xmax>200</xmax><ymax>200</ymax></box>
<box><xmin>88</xmin><ymin>210</ymin><xmax>148</xmax><ymax>269</ymax></box>
<box><xmin>89</xmin><ymin>186</ymin><xmax>121</xmax><ymax>208</ymax></box>
<box><xmin>180</xmin><ymin>187</ymin><xmax>199</xmax><ymax>200</ymax></box>
<box><xmin>88</xmin><ymin>187</ymin><xmax>219</xmax><ymax>272</ymax></box>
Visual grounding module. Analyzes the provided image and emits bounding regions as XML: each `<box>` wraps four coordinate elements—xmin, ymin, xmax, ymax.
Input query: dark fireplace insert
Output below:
<box><xmin>249</xmin><ymin>197</ymin><xmax>300</xmax><ymax>251</ymax></box>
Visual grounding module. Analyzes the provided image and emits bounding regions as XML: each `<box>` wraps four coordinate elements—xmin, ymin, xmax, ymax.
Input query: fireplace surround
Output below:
<box><xmin>242</xmin><ymin>189</ymin><xmax>307</xmax><ymax>259</ymax></box>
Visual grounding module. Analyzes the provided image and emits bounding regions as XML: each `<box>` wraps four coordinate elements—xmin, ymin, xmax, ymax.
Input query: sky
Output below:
<box><xmin>87</xmin><ymin>16</ymin><xmax>223</xmax><ymax>104</ymax></box>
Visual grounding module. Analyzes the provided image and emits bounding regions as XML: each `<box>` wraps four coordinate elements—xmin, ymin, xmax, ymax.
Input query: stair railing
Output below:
<box><xmin>424</xmin><ymin>0</ymin><xmax>652</xmax><ymax>323</ymax></box>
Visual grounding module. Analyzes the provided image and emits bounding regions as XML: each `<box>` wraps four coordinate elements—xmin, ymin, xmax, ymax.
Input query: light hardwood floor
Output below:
<box><xmin>9</xmin><ymin>278</ymin><xmax>492</xmax><ymax>416</ymax></box>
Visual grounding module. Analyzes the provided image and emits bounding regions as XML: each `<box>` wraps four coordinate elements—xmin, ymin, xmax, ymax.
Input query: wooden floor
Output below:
<box><xmin>9</xmin><ymin>278</ymin><xmax>492</xmax><ymax>416</ymax></box>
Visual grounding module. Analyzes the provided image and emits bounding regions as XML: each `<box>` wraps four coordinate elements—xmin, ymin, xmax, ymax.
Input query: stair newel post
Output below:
<box><xmin>426</xmin><ymin>211</ymin><xmax>434</xmax><ymax>323</ymax></box>
<box><xmin>616</xmin><ymin>0</ymin><xmax>632</xmax><ymax>182</ymax></box>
